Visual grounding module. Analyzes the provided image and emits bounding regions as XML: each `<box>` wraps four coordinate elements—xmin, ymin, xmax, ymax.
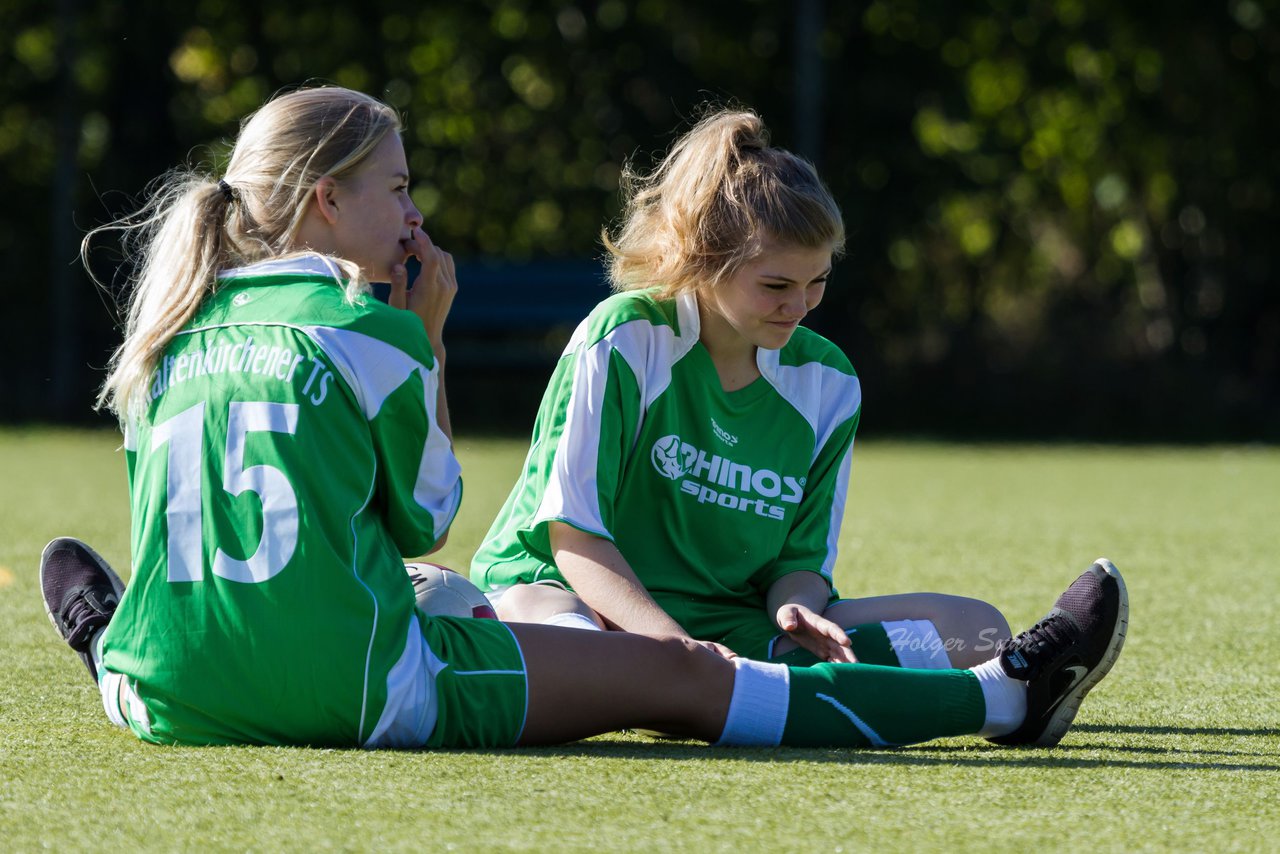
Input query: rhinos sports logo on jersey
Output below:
<box><xmin>650</xmin><ymin>434</ymin><xmax>803</xmax><ymax>521</ymax></box>
<box><xmin>651</xmin><ymin>435</ymin><xmax>690</xmax><ymax>480</ymax></box>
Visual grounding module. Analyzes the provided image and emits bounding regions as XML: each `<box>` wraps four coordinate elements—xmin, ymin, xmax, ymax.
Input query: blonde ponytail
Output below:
<box><xmin>603</xmin><ymin>106</ymin><xmax>844</xmax><ymax>298</ymax></box>
<box><xmin>88</xmin><ymin>176</ymin><xmax>234</xmax><ymax>419</ymax></box>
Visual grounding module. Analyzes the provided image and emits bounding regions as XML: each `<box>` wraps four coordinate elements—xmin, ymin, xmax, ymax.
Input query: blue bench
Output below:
<box><xmin>372</xmin><ymin>259</ymin><xmax>612</xmax><ymax>367</ymax></box>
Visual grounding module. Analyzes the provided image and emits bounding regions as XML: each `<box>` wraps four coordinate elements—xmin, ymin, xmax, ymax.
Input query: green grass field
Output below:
<box><xmin>1</xmin><ymin>429</ymin><xmax>1276</xmax><ymax>851</ymax></box>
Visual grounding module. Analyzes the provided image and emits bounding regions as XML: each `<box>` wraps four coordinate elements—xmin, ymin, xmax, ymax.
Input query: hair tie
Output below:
<box><xmin>217</xmin><ymin>179</ymin><xmax>235</xmax><ymax>203</ymax></box>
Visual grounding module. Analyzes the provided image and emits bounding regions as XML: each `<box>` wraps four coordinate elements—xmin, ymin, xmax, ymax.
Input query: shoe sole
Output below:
<box><xmin>39</xmin><ymin>536</ymin><xmax>126</xmax><ymax>644</ymax></box>
<box><xmin>1034</xmin><ymin>557</ymin><xmax>1129</xmax><ymax>746</ymax></box>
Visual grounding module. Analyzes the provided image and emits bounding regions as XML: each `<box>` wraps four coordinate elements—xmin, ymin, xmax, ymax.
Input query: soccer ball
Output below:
<box><xmin>407</xmin><ymin>563</ymin><xmax>498</xmax><ymax>619</ymax></box>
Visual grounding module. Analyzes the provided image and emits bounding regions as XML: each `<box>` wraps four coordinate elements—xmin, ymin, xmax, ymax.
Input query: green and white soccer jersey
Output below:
<box><xmin>101</xmin><ymin>255</ymin><xmax>462</xmax><ymax>747</ymax></box>
<box><xmin>471</xmin><ymin>290</ymin><xmax>861</xmax><ymax>650</ymax></box>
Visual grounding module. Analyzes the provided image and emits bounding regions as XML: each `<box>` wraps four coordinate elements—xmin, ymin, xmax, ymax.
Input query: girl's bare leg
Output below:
<box><xmin>509</xmin><ymin>623</ymin><xmax>733</xmax><ymax>746</ymax></box>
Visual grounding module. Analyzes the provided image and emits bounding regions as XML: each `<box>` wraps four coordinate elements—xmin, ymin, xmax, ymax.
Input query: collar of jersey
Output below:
<box><xmin>684</xmin><ymin>342</ymin><xmax>771</xmax><ymax>405</ymax></box>
<box><xmin>675</xmin><ymin>292</ymin><xmax>776</xmax><ymax>404</ymax></box>
<box><xmin>677</xmin><ymin>290</ymin><xmax>786</xmax><ymax>403</ymax></box>
<box><xmin>217</xmin><ymin>253</ymin><xmax>346</xmax><ymax>283</ymax></box>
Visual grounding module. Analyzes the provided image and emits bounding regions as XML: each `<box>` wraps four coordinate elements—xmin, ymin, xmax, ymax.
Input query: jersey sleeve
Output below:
<box><xmin>305</xmin><ymin>314</ymin><xmax>462</xmax><ymax>557</ymax></box>
<box><xmin>516</xmin><ymin>327</ymin><xmax>645</xmax><ymax>564</ymax></box>
<box><xmin>753</xmin><ymin>374</ymin><xmax>861</xmax><ymax>595</ymax></box>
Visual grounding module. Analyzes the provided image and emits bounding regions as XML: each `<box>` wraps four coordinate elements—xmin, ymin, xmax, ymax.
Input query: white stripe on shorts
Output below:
<box><xmin>883</xmin><ymin>619</ymin><xmax>952</xmax><ymax>669</ymax></box>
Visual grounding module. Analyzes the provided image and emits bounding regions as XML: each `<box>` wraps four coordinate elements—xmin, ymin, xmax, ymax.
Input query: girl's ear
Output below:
<box><xmin>311</xmin><ymin>176</ymin><xmax>340</xmax><ymax>225</ymax></box>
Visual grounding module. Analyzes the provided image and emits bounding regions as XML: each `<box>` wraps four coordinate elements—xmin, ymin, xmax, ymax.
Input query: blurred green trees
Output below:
<box><xmin>3</xmin><ymin>0</ymin><xmax>1276</xmax><ymax>438</ymax></box>
<box><xmin>824</xmin><ymin>0</ymin><xmax>1277</xmax><ymax>438</ymax></box>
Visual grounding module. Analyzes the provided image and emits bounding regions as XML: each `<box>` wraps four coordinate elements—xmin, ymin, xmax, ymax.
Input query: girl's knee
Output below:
<box><xmin>932</xmin><ymin>595</ymin><xmax>1010</xmax><ymax>664</ymax></box>
<box><xmin>954</xmin><ymin>595</ymin><xmax>1010</xmax><ymax>638</ymax></box>
<box><xmin>924</xmin><ymin>593</ymin><xmax>1008</xmax><ymax>630</ymax></box>
<box><xmin>495</xmin><ymin>583</ymin><xmax>594</xmax><ymax>624</ymax></box>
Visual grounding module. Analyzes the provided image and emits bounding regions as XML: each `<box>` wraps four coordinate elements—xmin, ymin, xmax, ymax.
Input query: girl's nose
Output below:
<box><xmin>785</xmin><ymin>290</ymin><xmax>808</xmax><ymax>318</ymax></box>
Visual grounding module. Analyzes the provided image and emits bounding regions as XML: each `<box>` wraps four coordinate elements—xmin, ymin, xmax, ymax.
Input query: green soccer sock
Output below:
<box><xmin>781</xmin><ymin>662</ymin><xmax>985</xmax><ymax>747</ymax></box>
<box><xmin>716</xmin><ymin>658</ymin><xmax>986</xmax><ymax>748</ymax></box>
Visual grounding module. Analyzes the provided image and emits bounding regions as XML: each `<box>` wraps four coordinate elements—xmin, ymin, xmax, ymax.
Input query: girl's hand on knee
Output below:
<box><xmin>776</xmin><ymin>604</ymin><xmax>857</xmax><ymax>664</ymax></box>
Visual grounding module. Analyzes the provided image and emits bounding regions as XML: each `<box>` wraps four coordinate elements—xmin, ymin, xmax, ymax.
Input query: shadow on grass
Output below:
<box><xmin>1072</xmin><ymin>723</ymin><xmax>1278</xmax><ymax>737</ymax></box>
<box><xmin>459</xmin><ymin>736</ymin><xmax>1280</xmax><ymax>773</ymax></box>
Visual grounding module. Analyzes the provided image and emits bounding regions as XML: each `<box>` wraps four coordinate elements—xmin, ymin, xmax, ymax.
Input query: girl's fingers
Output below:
<box><xmin>399</xmin><ymin>232</ymin><xmax>458</xmax><ymax>344</ymax></box>
<box><xmin>820</xmin><ymin>620</ymin><xmax>852</xmax><ymax>647</ymax></box>
<box><xmin>417</xmin><ymin>251</ymin><xmax>439</xmax><ymax>286</ymax></box>
<box><xmin>711</xmin><ymin>642</ymin><xmax>738</xmax><ymax>660</ymax></box>
<box><xmin>405</xmin><ymin>229</ymin><xmax>455</xmax><ymax>297</ymax></box>
<box><xmin>403</xmin><ymin>228</ymin><xmax>425</xmax><ymax>263</ymax></box>
<box><xmin>439</xmin><ymin>248</ymin><xmax>457</xmax><ymax>287</ymax></box>
<box><xmin>828</xmin><ymin>645</ymin><xmax>858</xmax><ymax>664</ymax></box>
<box><xmin>388</xmin><ymin>263</ymin><xmax>408</xmax><ymax>309</ymax></box>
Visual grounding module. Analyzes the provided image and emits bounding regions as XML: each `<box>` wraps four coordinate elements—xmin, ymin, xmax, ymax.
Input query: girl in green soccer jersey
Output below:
<box><xmin>472</xmin><ymin>108</ymin><xmax>1013</xmax><ymax>670</ymax></box>
<box><xmin>42</xmin><ymin>85</ymin><xmax>1127</xmax><ymax>751</ymax></box>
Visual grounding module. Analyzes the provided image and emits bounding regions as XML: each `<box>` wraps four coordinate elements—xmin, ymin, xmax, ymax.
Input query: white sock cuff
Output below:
<box><xmin>714</xmin><ymin>658</ymin><xmax>790</xmax><ymax>747</ymax></box>
<box><xmin>90</xmin><ymin>628</ymin><xmax>107</xmax><ymax>677</ymax></box>
<box><xmin>541</xmin><ymin>611</ymin><xmax>603</xmax><ymax>631</ymax></box>
<box><xmin>92</xmin><ymin>631</ymin><xmax>129</xmax><ymax>729</ymax></box>
<box><xmin>882</xmin><ymin>619</ymin><xmax>952</xmax><ymax>669</ymax></box>
<box><xmin>99</xmin><ymin>670</ymin><xmax>129</xmax><ymax>728</ymax></box>
<box><xmin>98</xmin><ymin>665</ymin><xmax>152</xmax><ymax>735</ymax></box>
<box><xmin>970</xmin><ymin>657</ymin><xmax>1026</xmax><ymax>738</ymax></box>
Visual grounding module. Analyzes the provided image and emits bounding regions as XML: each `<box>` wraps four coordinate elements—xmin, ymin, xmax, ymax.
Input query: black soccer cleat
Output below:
<box><xmin>989</xmin><ymin>558</ymin><xmax>1129</xmax><ymax>747</ymax></box>
<box><xmin>39</xmin><ymin>537</ymin><xmax>126</xmax><ymax>682</ymax></box>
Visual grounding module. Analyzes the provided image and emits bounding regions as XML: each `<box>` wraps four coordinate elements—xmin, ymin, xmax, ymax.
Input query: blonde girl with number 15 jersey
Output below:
<box><xmin>41</xmin><ymin>85</ymin><xmax>1127</xmax><ymax>754</ymax></box>
<box><xmin>472</xmin><ymin>107</ymin><xmax>1013</xmax><ymax>670</ymax></box>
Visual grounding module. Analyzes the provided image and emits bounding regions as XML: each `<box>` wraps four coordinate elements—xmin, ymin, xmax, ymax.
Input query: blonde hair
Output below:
<box><xmin>603</xmin><ymin>106</ymin><xmax>845</xmax><ymax>298</ymax></box>
<box><xmin>87</xmin><ymin>85</ymin><xmax>402</xmax><ymax>420</ymax></box>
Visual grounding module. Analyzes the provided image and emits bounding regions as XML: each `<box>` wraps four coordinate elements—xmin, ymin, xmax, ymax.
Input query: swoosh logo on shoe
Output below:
<box><xmin>1043</xmin><ymin>665</ymin><xmax>1090</xmax><ymax>716</ymax></box>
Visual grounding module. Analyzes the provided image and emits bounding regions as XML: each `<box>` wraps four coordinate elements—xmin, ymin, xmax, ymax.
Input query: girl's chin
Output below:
<box><xmin>757</xmin><ymin>326</ymin><xmax>799</xmax><ymax>348</ymax></box>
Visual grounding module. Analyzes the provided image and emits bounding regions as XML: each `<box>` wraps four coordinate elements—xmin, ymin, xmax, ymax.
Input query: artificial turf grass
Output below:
<box><xmin>2</xmin><ymin>430</ymin><xmax>1276</xmax><ymax>852</ymax></box>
